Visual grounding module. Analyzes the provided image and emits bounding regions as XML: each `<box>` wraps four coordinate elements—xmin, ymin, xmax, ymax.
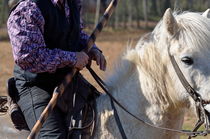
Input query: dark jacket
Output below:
<box><xmin>13</xmin><ymin>0</ymin><xmax>82</xmax><ymax>86</ymax></box>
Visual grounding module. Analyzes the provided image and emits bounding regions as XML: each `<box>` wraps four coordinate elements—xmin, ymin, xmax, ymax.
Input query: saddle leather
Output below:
<box><xmin>58</xmin><ymin>74</ymin><xmax>100</xmax><ymax>139</ymax></box>
<box><xmin>7</xmin><ymin>76</ymin><xmax>100</xmax><ymax>138</ymax></box>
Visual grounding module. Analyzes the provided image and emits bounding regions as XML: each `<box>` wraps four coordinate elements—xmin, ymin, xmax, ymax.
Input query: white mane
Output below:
<box><xmin>106</xmin><ymin>11</ymin><xmax>210</xmax><ymax>111</ymax></box>
<box><xmin>95</xmin><ymin>9</ymin><xmax>210</xmax><ymax>139</ymax></box>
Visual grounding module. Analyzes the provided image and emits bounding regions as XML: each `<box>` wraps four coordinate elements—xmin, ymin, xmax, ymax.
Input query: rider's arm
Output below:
<box><xmin>7</xmin><ymin>1</ymin><xmax>77</xmax><ymax>73</ymax></box>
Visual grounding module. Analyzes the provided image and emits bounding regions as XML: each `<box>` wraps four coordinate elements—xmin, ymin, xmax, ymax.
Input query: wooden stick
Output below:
<box><xmin>27</xmin><ymin>0</ymin><xmax>119</xmax><ymax>138</ymax></box>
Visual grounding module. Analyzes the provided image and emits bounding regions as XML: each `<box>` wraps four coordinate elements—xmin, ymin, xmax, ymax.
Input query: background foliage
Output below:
<box><xmin>1</xmin><ymin>0</ymin><xmax>210</xmax><ymax>29</ymax></box>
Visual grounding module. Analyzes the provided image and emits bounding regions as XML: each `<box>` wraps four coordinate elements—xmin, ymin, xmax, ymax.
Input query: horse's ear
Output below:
<box><xmin>202</xmin><ymin>9</ymin><xmax>210</xmax><ymax>18</ymax></box>
<box><xmin>163</xmin><ymin>8</ymin><xmax>178</xmax><ymax>36</ymax></box>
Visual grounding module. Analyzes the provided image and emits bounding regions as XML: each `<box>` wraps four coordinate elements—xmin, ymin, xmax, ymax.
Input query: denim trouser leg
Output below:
<box><xmin>16</xmin><ymin>81</ymin><xmax>67</xmax><ymax>139</ymax></box>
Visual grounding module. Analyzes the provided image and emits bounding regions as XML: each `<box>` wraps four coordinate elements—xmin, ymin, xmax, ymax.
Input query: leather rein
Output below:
<box><xmin>168</xmin><ymin>40</ymin><xmax>210</xmax><ymax>139</ymax></box>
<box><xmin>86</xmin><ymin>37</ymin><xmax>210</xmax><ymax>138</ymax></box>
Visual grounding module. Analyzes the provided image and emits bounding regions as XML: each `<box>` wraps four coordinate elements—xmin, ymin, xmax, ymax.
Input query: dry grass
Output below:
<box><xmin>181</xmin><ymin>113</ymin><xmax>210</xmax><ymax>139</ymax></box>
<box><xmin>0</xmin><ymin>26</ymin><xmax>9</xmax><ymax>41</ymax></box>
<box><xmin>0</xmin><ymin>41</ymin><xmax>14</xmax><ymax>95</ymax></box>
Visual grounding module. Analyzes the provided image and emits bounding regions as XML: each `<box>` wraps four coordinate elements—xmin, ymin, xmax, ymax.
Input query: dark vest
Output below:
<box><xmin>13</xmin><ymin>0</ymin><xmax>82</xmax><ymax>86</ymax></box>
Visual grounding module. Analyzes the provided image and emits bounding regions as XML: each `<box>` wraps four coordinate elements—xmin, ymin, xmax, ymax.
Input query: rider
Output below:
<box><xmin>7</xmin><ymin>0</ymin><xmax>106</xmax><ymax>138</ymax></box>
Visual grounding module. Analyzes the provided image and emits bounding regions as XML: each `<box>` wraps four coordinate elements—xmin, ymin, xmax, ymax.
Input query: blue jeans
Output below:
<box><xmin>16</xmin><ymin>80</ymin><xmax>68</xmax><ymax>139</ymax></box>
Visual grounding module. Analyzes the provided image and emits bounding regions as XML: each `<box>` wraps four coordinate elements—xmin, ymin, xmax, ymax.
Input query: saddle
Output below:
<box><xmin>7</xmin><ymin>75</ymin><xmax>100</xmax><ymax>138</ymax></box>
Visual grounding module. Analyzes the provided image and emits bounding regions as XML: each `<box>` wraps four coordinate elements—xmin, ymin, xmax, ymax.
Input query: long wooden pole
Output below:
<box><xmin>27</xmin><ymin>0</ymin><xmax>119</xmax><ymax>138</ymax></box>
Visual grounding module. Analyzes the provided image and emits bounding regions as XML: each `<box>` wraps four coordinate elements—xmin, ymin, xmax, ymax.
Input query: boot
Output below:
<box><xmin>7</xmin><ymin>77</ymin><xmax>29</xmax><ymax>131</ymax></box>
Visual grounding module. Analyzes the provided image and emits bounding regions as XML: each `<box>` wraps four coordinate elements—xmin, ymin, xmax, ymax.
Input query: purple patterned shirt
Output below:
<box><xmin>7</xmin><ymin>0</ymin><xmax>96</xmax><ymax>73</ymax></box>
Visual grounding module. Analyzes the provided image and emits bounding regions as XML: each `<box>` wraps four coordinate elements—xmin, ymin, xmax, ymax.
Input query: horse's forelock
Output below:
<box><xmin>157</xmin><ymin>11</ymin><xmax>210</xmax><ymax>53</ymax></box>
<box><xmin>153</xmin><ymin>11</ymin><xmax>210</xmax><ymax>50</ymax></box>
<box><xmin>177</xmin><ymin>13</ymin><xmax>210</xmax><ymax>53</ymax></box>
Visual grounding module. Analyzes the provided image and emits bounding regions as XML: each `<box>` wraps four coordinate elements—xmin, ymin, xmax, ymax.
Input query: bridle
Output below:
<box><xmin>168</xmin><ymin>37</ymin><xmax>210</xmax><ymax>139</ymax></box>
<box><xmin>87</xmin><ymin>36</ymin><xmax>210</xmax><ymax>139</ymax></box>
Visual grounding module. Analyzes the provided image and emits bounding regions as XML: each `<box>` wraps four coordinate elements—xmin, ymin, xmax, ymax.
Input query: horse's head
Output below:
<box><xmin>152</xmin><ymin>8</ymin><xmax>210</xmax><ymax>115</ymax></box>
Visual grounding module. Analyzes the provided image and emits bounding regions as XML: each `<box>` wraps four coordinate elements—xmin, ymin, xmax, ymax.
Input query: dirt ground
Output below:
<box><xmin>0</xmin><ymin>30</ymin><xmax>209</xmax><ymax>138</ymax></box>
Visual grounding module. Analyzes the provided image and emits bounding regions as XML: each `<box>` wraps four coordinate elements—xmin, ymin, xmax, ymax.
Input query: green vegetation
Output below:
<box><xmin>0</xmin><ymin>0</ymin><xmax>9</xmax><ymax>28</ymax></box>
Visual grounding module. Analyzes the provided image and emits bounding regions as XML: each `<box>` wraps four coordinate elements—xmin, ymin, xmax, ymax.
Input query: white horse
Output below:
<box><xmin>94</xmin><ymin>9</ymin><xmax>210</xmax><ymax>139</ymax></box>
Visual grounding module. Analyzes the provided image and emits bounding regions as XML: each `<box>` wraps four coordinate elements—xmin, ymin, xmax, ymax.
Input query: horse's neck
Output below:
<box><xmin>95</xmin><ymin>63</ymin><xmax>185</xmax><ymax>139</ymax></box>
<box><xmin>116</xmin><ymin>69</ymin><xmax>185</xmax><ymax>138</ymax></box>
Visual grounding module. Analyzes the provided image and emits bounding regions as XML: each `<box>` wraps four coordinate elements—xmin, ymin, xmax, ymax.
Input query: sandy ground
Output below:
<box><xmin>0</xmin><ymin>115</ymin><xmax>29</xmax><ymax>138</ymax></box>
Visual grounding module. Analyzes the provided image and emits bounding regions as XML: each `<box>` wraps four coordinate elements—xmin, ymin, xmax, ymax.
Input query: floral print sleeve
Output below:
<box><xmin>7</xmin><ymin>0</ymin><xmax>77</xmax><ymax>73</ymax></box>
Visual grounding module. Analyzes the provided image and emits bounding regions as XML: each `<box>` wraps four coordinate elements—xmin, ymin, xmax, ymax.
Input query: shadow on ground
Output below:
<box><xmin>0</xmin><ymin>114</ymin><xmax>29</xmax><ymax>138</ymax></box>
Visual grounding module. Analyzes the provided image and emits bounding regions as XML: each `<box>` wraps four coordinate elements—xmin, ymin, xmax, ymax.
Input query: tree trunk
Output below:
<box><xmin>151</xmin><ymin>0</ymin><xmax>158</xmax><ymax>16</ymax></box>
<box><xmin>163</xmin><ymin>0</ymin><xmax>171</xmax><ymax>12</ymax></box>
<box><xmin>174</xmin><ymin>0</ymin><xmax>180</xmax><ymax>9</ymax></box>
<box><xmin>203</xmin><ymin>0</ymin><xmax>209</xmax><ymax>9</ymax></box>
<box><xmin>101</xmin><ymin>0</ymin><xmax>107</xmax><ymax>12</ymax></box>
<box><xmin>122</xmin><ymin>0</ymin><xmax>127</xmax><ymax>29</ymax></box>
<box><xmin>1</xmin><ymin>0</ymin><xmax>6</xmax><ymax>26</ymax></box>
<box><xmin>208</xmin><ymin>0</ymin><xmax>210</xmax><ymax>8</ymax></box>
<box><xmin>187</xmin><ymin>0</ymin><xmax>193</xmax><ymax>9</ymax></box>
<box><xmin>156</xmin><ymin>0</ymin><xmax>162</xmax><ymax>16</ymax></box>
<box><xmin>114</xmin><ymin>6</ymin><xmax>119</xmax><ymax>29</ymax></box>
<box><xmin>142</xmin><ymin>0</ymin><xmax>148</xmax><ymax>28</ymax></box>
<box><xmin>127</xmin><ymin>0</ymin><xmax>133</xmax><ymax>29</ymax></box>
<box><xmin>95</xmin><ymin>0</ymin><xmax>101</xmax><ymax>27</ymax></box>
<box><xmin>133</xmin><ymin>0</ymin><xmax>141</xmax><ymax>28</ymax></box>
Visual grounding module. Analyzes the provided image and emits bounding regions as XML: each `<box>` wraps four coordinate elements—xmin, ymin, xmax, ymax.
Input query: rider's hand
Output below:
<box><xmin>88</xmin><ymin>48</ymin><xmax>107</xmax><ymax>71</ymax></box>
<box><xmin>75</xmin><ymin>52</ymin><xmax>89</xmax><ymax>70</ymax></box>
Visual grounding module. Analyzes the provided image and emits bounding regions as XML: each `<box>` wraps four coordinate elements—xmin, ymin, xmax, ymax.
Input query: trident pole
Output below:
<box><xmin>27</xmin><ymin>0</ymin><xmax>120</xmax><ymax>138</ymax></box>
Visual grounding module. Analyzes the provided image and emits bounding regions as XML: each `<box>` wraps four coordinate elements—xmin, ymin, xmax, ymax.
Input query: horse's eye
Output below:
<box><xmin>181</xmin><ymin>57</ymin><xmax>194</xmax><ymax>65</ymax></box>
